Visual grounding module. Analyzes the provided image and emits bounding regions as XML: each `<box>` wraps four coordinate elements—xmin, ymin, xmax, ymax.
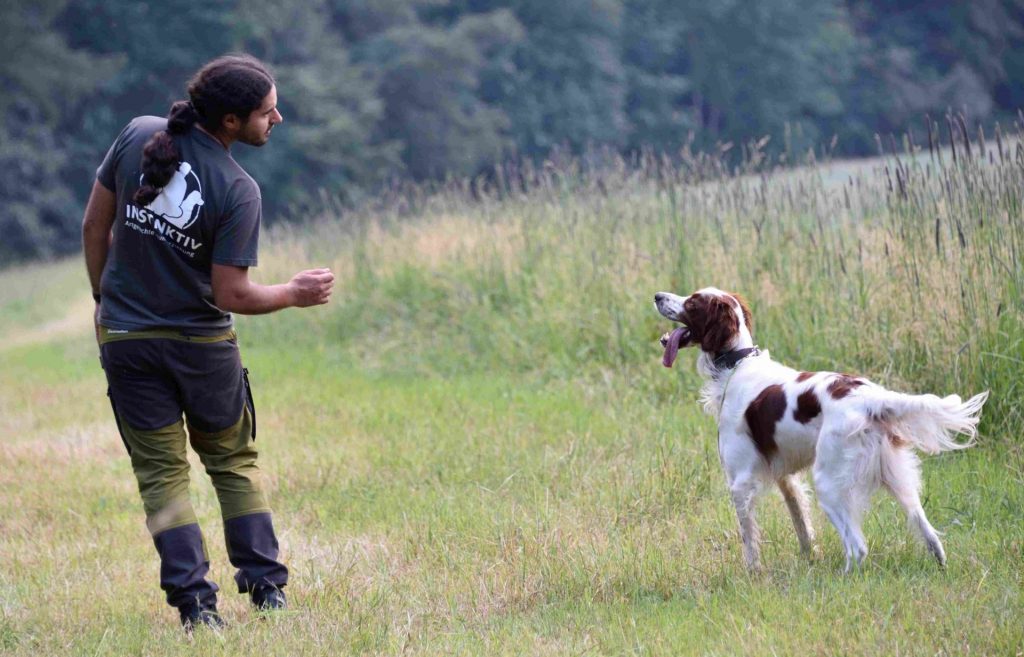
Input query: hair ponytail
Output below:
<box><xmin>167</xmin><ymin>100</ymin><xmax>200</xmax><ymax>135</ymax></box>
<box><xmin>133</xmin><ymin>101</ymin><xmax>201</xmax><ymax>206</ymax></box>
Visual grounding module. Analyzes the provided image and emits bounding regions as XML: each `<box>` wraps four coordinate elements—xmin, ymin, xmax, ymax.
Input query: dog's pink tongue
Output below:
<box><xmin>662</xmin><ymin>327</ymin><xmax>687</xmax><ymax>368</ymax></box>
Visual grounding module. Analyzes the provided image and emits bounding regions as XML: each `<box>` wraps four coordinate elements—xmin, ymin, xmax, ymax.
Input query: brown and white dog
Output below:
<box><xmin>654</xmin><ymin>287</ymin><xmax>988</xmax><ymax>571</ymax></box>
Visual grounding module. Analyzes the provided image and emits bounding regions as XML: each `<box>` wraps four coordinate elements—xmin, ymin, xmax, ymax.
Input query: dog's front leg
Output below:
<box><xmin>728</xmin><ymin>474</ymin><xmax>764</xmax><ymax>572</ymax></box>
<box><xmin>720</xmin><ymin>429</ymin><xmax>766</xmax><ymax>572</ymax></box>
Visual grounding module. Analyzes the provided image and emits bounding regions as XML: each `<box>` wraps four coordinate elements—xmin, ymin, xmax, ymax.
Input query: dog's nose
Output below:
<box><xmin>655</xmin><ymin>292</ymin><xmax>665</xmax><ymax>303</ymax></box>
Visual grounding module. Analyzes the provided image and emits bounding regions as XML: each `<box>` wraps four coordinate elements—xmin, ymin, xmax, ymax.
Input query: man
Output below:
<box><xmin>81</xmin><ymin>54</ymin><xmax>334</xmax><ymax>631</ymax></box>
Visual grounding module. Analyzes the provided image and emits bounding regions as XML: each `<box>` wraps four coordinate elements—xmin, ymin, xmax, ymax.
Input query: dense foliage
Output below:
<box><xmin>3</xmin><ymin>0</ymin><xmax>1023</xmax><ymax>264</ymax></box>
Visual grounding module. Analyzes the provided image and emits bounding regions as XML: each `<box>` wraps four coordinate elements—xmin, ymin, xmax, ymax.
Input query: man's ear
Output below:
<box><xmin>221</xmin><ymin>113</ymin><xmax>242</xmax><ymax>134</ymax></box>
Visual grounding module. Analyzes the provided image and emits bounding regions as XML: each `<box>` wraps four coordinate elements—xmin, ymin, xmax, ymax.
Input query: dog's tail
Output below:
<box><xmin>861</xmin><ymin>389</ymin><xmax>989</xmax><ymax>454</ymax></box>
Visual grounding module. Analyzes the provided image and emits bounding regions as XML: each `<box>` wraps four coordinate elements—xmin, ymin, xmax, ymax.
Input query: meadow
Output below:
<box><xmin>1</xmin><ymin>124</ymin><xmax>1022</xmax><ymax>655</ymax></box>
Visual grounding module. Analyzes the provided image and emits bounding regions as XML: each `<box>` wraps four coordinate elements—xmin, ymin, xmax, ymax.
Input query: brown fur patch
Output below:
<box><xmin>793</xmin><ymin>390</ymin><xmax>821</xmax><ymax>423</ymax></box>
<box><xmin>727</xmin><ymin>292</ymin><xmax>754</xmax><ymax>334</ymax></box>
<box><xmin>827</xmin><ymin>374</ymin><xmax>865</xmax><ymax>399</ymax></box>
<box><xmin>683</xmin><ymin>294</ymin><xmax>740</xmax><ymax>355</ymax></box>
<box><xmin>744</xmin><ymin>384</ymin><xmax>787</xmax><ymax>459</ymax></box>
<box><xmin>795</xmin><ymin>371</ymin><xmax>815</xmax><ymax>383</ymax></box>
<box><xmin>888</xmin><ymin>433</ymin><xmax>910</xmax><ymax>448</ymax></box>
<box><xmin>702</xmin><ymin>298</ymin><xmax>739</xmax><ymax>353</ymax></box>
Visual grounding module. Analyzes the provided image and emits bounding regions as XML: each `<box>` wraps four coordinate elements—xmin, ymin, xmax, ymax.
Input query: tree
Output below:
<box><xmin>0</xmin><ymin>0</ymin><xmax>120</xmax><ymax>265</ymax></box>
<box><xmin>840</xmin><ymin>0</ymin><xmax>1024</xmax><ymax>153</ymax></box>
<box><xmin>358</xmin><ymin>9</ymin><xmax>524</xmax><ymax>179</ymax></box>
<box><xmin>679</xmin><ymin>0</ymin><xmax>854</xmax><ymax>154</ymax></box>
<box><xmin>233</xmin><ymin>0</ymin><xmax>402</xmax><ymax>209</ymax></box>
<box><xmin>476</xmin><ymin>0</ymin><xmax>628</xmax><ymax>156</ymax></box>
<box><xmin>621</xmin><ymin>0</ymin><xmax>693</xmax><ymax>152</ymax></box>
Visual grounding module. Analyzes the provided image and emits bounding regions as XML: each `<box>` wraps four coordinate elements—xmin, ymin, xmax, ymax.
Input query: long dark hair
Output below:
<box><xmin>134</xmin><ymin>55</ymin><xmax>275</xmax><ymax>206</ymax></box>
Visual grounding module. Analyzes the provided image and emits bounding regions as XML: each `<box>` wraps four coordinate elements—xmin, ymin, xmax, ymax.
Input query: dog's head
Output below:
<box><xmin>654</xmin><ymin>287</ymin><xmax>753</xmax><ymax>367</ymax></box>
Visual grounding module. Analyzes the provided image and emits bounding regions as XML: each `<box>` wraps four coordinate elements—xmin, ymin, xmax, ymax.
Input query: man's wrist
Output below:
<box><xmin>282</xmin><ymin>281</ymin><xmax>297</xmax><ymax>308</ymax></box>
<box><xmin>92</xmin><ymin>291</ymin><xmax>101</xmax><ymax>304</ymax></box>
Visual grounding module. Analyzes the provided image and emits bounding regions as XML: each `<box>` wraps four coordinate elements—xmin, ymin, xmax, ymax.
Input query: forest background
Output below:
<box><xmin>3</xmin><ymin>0</ymin><xmax>1024</xmax><ymax>265</ymax></box>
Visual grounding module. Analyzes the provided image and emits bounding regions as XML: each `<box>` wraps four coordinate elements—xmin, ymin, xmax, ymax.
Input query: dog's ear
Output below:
<box><xmin>730</xmin><ymin>292</ymin><xmax>753</xmax><ymax>334</ymax></box>
<box><xmin>700</xmin><ymin>297</ymin><xmax>739</xmax><ymax>354</ymax></box>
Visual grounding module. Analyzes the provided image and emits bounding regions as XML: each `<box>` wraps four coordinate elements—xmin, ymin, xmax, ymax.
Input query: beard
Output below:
<box><xmin>240</xmin><ymin>134</ymin><xmax>270</xmax><ymax>147</ymax></box>
<box><xmin>239</xmin><ymin>124</ymin><xmax>272</xmax><ymax>147</ymax></box>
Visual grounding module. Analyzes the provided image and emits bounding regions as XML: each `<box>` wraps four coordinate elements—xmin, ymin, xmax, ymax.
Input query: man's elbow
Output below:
<box><xmin>213</xmin><ymin>287</ymin><xmax>246</xmax><ymax>313</ymax></box>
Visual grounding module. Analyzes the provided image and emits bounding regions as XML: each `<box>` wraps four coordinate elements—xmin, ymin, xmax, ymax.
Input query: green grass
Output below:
<box><xmin>1</xmin><ymin>140</ymin><xmax>1022</xmax><ymax>655</ymax></box>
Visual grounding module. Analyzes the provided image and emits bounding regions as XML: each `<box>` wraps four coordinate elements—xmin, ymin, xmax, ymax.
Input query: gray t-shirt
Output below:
<box><xmin>96</xmin><ymin>116</ymin><xmax>262</xmax><ymax>334</ymax></box>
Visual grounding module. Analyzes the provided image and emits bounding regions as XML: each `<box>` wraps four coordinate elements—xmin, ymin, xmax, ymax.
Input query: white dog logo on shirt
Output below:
<box><xmin>144</xmin><ymin>161</ymin><xmax>204</xmax><ymax>230</ymax></box>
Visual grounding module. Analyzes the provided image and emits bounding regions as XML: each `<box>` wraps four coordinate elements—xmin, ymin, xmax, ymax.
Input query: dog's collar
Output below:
<box><xmin>713</xmin><ymin>346</ymin><xmax>760</xmax><ymax>370</ymax></box>
<box><xmin>715</xmin><ymin>346</ymin><xmax>761</xmax><ymax>416</ymax></box>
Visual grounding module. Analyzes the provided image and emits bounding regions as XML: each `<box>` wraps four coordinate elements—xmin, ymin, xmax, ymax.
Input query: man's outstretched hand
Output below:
<box><xmin>212</xmin><ymin>264</ymin><xmax>334</xmax><ymax>314</ymax></box>
<box><xmin>288</xmin><ymin>268</ymin><xmax>334</xmax><ymax>307</ymax></box>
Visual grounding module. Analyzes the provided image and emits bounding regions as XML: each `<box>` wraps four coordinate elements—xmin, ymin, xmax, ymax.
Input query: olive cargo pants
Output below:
<box><xmin>99</xmin><ymin>327</ymin><xmax>288</xmax><ymax>609</ymax></box>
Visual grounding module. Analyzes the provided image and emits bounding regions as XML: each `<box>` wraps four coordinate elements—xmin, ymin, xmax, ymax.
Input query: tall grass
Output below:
<box><xmin>251</xmin><ymin>114</ymin><xmax>1024</xmax><ymax>441</ymax></box>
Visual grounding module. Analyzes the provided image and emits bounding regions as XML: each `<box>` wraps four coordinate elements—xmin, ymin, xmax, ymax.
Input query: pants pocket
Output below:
<box><xmin>242</xmin><ymin>368</ymin><xmax>256</xmax><ymax>440</ymax></box>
